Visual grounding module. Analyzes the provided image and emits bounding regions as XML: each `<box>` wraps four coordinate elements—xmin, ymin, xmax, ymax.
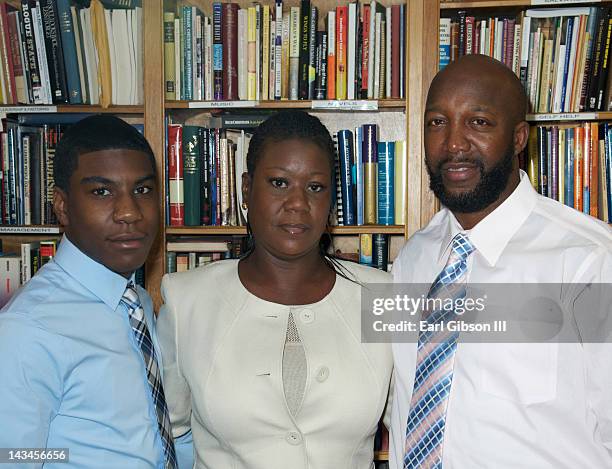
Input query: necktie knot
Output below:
<box><xmin>450</xmin><ymin>232</ymin><xmax>475</xmax><ymax>261</ymax></box>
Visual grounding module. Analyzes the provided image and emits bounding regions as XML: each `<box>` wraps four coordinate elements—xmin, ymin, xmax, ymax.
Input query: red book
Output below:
<box><xmin>590</xmin><ymin>122</ymin><xmax>599</xmax><ymax>218</ymax></box>
<box><xmin>390</xmin><ymin>5</ymin><xmax>400</xmax><ymax>98</ymax></box>
<box><xmin>168</xmin><ymin>124</ymin><xmax>184</xmax><ymax>226</ymax></box>
<box><xmin>335</xmin><ymin>6</ymin><xmax>348</xmax><ymax>100</ymax></box>
<box><xmin>222</xmin><ymin>3</ymin><xmax>239</xmax><ymax>101</ymax></box>
<box><xmin>361</xmin><ymin>5</ymin><xmax>370</xmax><ymax>98</ymax></box>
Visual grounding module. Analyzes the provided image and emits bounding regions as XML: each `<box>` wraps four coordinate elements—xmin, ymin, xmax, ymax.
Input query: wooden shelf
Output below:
<box><xmin>165</xmin><ymin>99</ymin><xmax>406</xmax><ymax>110</ymax></box>
<box><xmin>526</xmin><ymin>112</ymin><xmax>612</xmax><ymax>122</ymax></box>
<box><xmin>166</xmin><ymin>225</ymin><xmax>405</xmax><ymax>236</ymax></box>
<box><xmin>0</xmin><ymin>105</ymin><xmax>144</xmax><ymax>114</ymax></box>
<box><xmin>0</xmin><ymin>225</ymin><xmax>61</xmax><ymax>234</ymax></box>
<box><xmin>441</xmin><ymin>0</ymin><xmax>533</xmax><ymax>8</ymax></box>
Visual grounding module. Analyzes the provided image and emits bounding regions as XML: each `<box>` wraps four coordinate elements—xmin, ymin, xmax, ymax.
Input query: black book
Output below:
<box><xmin>298</xmin><ymin>0</ymin><xmax>310</xmax><ymax>99</ymax></box>
<box><xmin>20</xmin><ymin>1</ymin><xmax>42</xmax><ymax>103</ymax></box>
<box><xmin>39</xmin><ymin>0</ymin><xmax>69</xmax><ymax>103</ymax></box>
<box><xmin>307</xmin><ymin>6</ymin><xmax>317</xmax><ymax>99</ymax></box>
<box><xmin>199</xmin><ymin>128</ymin><xmax>211</xmax><ymax>225</ymax></box>
<box><xmin>314</xmin><ymin>31</ymin><xmax>326</xmax><ymax>99</ymax></box>
<box><xmin>372</xmin><ymin>234</ymin><xmax>388</xmax><ymax>272</ymax></box>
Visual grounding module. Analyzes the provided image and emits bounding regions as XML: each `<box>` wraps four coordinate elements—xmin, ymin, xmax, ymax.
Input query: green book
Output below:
<box><xmin>182</xmin><ymin>126</ymin><xmax>201</xmax><ymax>226</ymax></box>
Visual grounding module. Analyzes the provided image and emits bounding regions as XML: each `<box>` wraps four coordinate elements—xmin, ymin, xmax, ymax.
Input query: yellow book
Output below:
<box><xmin>558</xmin><ymin>128</ymin><xmax>565</xmax><ymax>205</ymax></box>
<box><xmin>247</xmin><ymin>7</ymin><xmax>257</xmax><ymax>101</ymax></box>
<box><xmin>364</xmin><ymin>162</ymin><xmax>377</xmax><ymax>224</ymax></box>
<box><xmin>527</xmin><ymin>126</ymin><xmax>539</xmax><ymax>190</ymax></box>
<box><xmin>394</xmin><ymin>140</ymin><xmax>407</xmax><ymax>226</ymax></box>
<box><xmin>163</xmin><ymin>12</ymin><xmax>176</xmax><ymax>101</ymax></box>
<box><xmin>91</xmin><ymin>0</ymin><xmax>111</xmax><ymax>108</ymax></box>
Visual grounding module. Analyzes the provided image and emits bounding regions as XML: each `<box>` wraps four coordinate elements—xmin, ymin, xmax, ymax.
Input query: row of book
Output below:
<box><xmin>524</xmin><ymin>121</ymin><xmax>612</xmax><ymax>223</ymax></box>
<box><xmin>163</xmin><ymin>0</ymin><xmax>406</xmax><ymax>102</ymax></box>
<box><xmin>0</xmin><ymin>118</ymin><xmax>64</xmax><ymax>225</ymax></box>
<box><xmin>0</xmin><ymin>0</ymin><xmax>143</xmax><ymax>106</ymax></box>
<box><xmin>0</xmin><ymin>238</ymin><xmax>57</xmax><ymax>307</ymax></box>
<box><xmin>166</xmin><ymin>233</ymin><xmax>392</xmax><ymax>273</ymax></box>
<box><xmin>334</xmin><ymin>125</ymin><xmax>405</xmax><ymax>226</ymax></box>
<box><xmin>166</xmin><ymin>124</ymin><xmax>249</xmax><ymax>227</ymax></box>
<box><xmin>440</xmin><ymin>6</ymin><xmax>612</xmax><ymax>113</ymax></box>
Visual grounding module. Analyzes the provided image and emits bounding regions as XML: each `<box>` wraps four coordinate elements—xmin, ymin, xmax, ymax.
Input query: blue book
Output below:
<box><xmin>565</xmin><ymin>127</ymin><xmax>574</xmax><ymax>208</ymax></box>
<box><xmin>182</xmin><ymin>6</ymin><xmax>193</xmax><ymax>100</ymax></box>
<box><xmin>354</xmin><ymin>126</ymin><xmax>364</xmax><ymax>225</ymax></box>
<box><xmin>377</xmin><ymin>142</ymin><xmax>394</xmax><ymax>225</ymax></box>
<box><xmin>56</xmin><ymin>0</ymin><xmax>82</xmax><ymax>104</ymax></box>
<box><xmin>337</xmin><ymin>130</ymin><xmax>355</xmax><ymax>225</ymax></box>
<box><xmin>560</xmin><ymin>17</ymin><xmax>573</xmax><ymax>112</ymax></box>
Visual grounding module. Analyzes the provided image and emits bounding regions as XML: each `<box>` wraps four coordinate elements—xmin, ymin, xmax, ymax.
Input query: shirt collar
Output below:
<box><xmin>437</xmin><ymin>170</ymin><xmax>537</xmax><ymax>266</ymax></box>
<box><xmin>53</xmin><ymin>235</ymin><xmax>132</xmax><ymax>311</ymax></box>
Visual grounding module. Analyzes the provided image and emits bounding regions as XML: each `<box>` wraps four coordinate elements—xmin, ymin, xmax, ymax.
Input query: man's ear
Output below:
<box><xmin>513</xmin><ymin>121</ymin><xmax>530</xmax><ymax>155</ymax></box>
<box><xmin>241</xmin><ymin>172</ymin><xmax>251</xmax><ymax>207</ymax></box>
<box><xmin>53</xmin><ymin>187</ymin><xmax>69</xmax><ymax>227</ymax></box>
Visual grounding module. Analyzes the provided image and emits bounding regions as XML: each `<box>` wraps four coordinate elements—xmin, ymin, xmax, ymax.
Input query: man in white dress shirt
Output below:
<box><xmin>390</xmin><ymin>54</ymin><xmax>612</xmax><ymax>468</ymax></box>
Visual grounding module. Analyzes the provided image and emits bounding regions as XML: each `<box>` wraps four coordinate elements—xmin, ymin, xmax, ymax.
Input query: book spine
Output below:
<box><xmin>20</xmin><ymin>1</ymin><xmax>42</xmax><ymax>104</ymax></box>
<box><xmin>332</xmin><ymin>132</ymin><xmax>343</xmax><ymax>225</ymax></box>
<box><xmin>168</xmin><ymin>124</ymin><xmax>184</xmax><ymax>226</ymax></box>
<box><xmin>0</xmin><ymin>4</ymin><xmax>16</xmax><ymax>103</ymax></box>
<box><xmin>212</xmin><ymin>3</ymin><xmax>222</xmax><ymax>100</ymax></box>
<box><xmin>347</xmin><ymin>3</ymin><xmax>356</xmax><ymax>100</ymax></box>
<box><xmin>550</xmin><ymin>126</ymin><xmax>559</xmax><ymax>201</ymax></box>
<box><xmin>361</xmin><ymin>5</ymin><xmax>370</xmax><ymax>98</ymax></box>
<box><xmin>590</xmin><ymin>122</ymin><xmax>599</xmax><ymax>217</ymax></box>
<box><xmin>359</xmin><ymin>233</ymin><xmax>372</xmax><ymax>266</ymax></box>
<box><xmin>355</xmin><ymin>126</ymin><xmax>364</xmax><ymax>225</ymax></box>
<box><xmin>21</xmin><ymin>133</ymin><xmax>31</xmax><ymax>224</ymax></box>
<box><xmin>338</xmin><ymin>129</ymin><xmax>355</xmax><ymax>225</ymax></box>
<box><xmin>362</xmin><ymin>123</ymin><xmax>377</xmax><ymax>224</ymax></box>
<box><xmin>336</xmin><ymin>6</ymin><xmax>347</xmax><ymax>100</ymax></box>
<box><xmin>288</xmin><ymin>6</ymin><xmax>300</xmax><ymax>100</ymax></box>
<box><xmin>394</xmin><ymin>139</ymin><xmax>406</xmax><ymax>225</ymax></box>
<box><xmin>183</xmin><ymin>126</ymin><xmax>201</xmax><ymax>226</ymax></box>
<box><xmin>439</xmin><ymin>18</ymin><xmax>451</xmax><ymax>71</ymax></box>
<box><xmin>40</xmin><ymin>0</ymin><xmax>68</xmax><ymax>103</ymax></box>
<box><xmin>182</xmin><ymin>6</ymin><xmax>193</xmax><ymax>100</ymax></box>
<box><xmin>274</xmin><ymin>1</ymin><xmax>283</xmax><ymax>100</ymax></box>
<box><xmin>164</xmin><ymin>12</ymin><xmax>175</xmax><ymax>100</ymax></box>
<box><xmin>219</xmin><ymin>136</ymin><xmax>229</xmax><ymax>225</ymax></box>
<box><xmin>247</xmin><ymin>7</ymin><xmax>257</xmax><ymax>100</ymax></box>
<box><xmin>56</xmin><ymin>0</ymin><xmax>82</xmax><ymax>104</ymax></box>
<box><xmin>372</xmin><ymin>233</ymin><xmax>388</xmax><ymax>272</ymax></box>
<box><xmin>222</xmin><ymin>3</ymin><xmax>238</xmax><ymax>101</ymax></box>
<box><xmin>281</xmin><ymin>11</ymin><xmax>290</xmax><ymax>99</ymax></box>
<box><xmin>261</xmin><ymin>5</ymin><xmax>269</xmax><ymax>100</ymax></box>
<box><xmin>298</xmin><ymin>0</ymin><xmax>310</xmax><ymax>100</ymax></box>
<box><xmin>377</xmin><ymin>141</ymin><xmax>394</xmax><ymax>225</ymax></box>
<box><xmin>326</xmin><ymin>10</ymin><xmax>335</xmax><ymax>99</ymax></box>
<box><xmin>199</xmin><ymin>128</ymin><xmax>211</xmax><ymax>225</ymax></box>
<box><xmin>391</xmin><ymin>5</ymin><xmax>400</xmax><ymax>95</ymax></box>
<box><xmin>596</xmin><ymin>12</ymin><xmax>612</xmax><ymax>110</ymax></box>
<box><xmin>399</xmin><ymin>4</ymin><xmax>405</xmax><ymax>98</ymax></box>
<box><xmin>307</xmin><ymin>6</ymin><xmax>317</xmax><ymax>99</ymax></box>
<box><xmin>7</xmin><ymin>12</ymin><xmax>27</xmax><ymax>104</ymax></box>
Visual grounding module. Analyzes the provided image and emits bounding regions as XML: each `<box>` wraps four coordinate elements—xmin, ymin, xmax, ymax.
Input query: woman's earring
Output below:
<box><xmin>242</xmin><ymin>202</ymin><xmax>248</xmax><ymax>210</ymax></box>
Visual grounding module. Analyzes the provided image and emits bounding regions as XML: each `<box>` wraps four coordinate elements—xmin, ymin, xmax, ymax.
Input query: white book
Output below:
<box><xmin>373</xmin><ymin>12</ymin><xmax>382</xmax><ymax>99</ymax></box>
<box><xmin>235</xmin><ymin>130</ymin><xmax>249</xmax><ymax>225</ymax></box>
<box><xmin>111</xmin><ymin>9</ymin><xmax>131</xmax><ymax>105</ymax></box>
<box><xmin>133</xmin><ymin>7</ymin><xmax>143</xmax><ymax>105</ymax></box>
<box><xmin>204</xmin><ymin>18</ymin><xmax>213</xmax><ymax>101</ymax></box>
<box><xmin>553</xmin><ymin>44</ymin><xmax>566</xmax><ymax>113</ymax></box>
<box><xmin>289</xmin><ymin>7</ymin><xmax>300</xmax><ymax>100</ymax></box>
<box><xmin>105</xmin><ymin>9</ymin><xmax>117</xmax><ymax>104</ymax></box>
<box><xmin>385</xmin><ymin>6</ymin><xmax>391</xmax><ymax>98</ymax></box>
<box><xmin>480</xmin><ymin>20</ymin><xmax>487</xmax><ymax>56</ymax></box>
<box><xmin>347</xmin><ymin>3</ymin><xmax>357</xmax><ymax>100</ymax></box>
<box><xmin>21</xmin><ymin>134</ymin><xmax>30</xmax><ymax>225</ymax></box>
<box><xmin>238</xmin><ymin>9</ymin><xmax>247</xmax><ymax>100</ymax></box>
<box><xmin>194</xmin><ymin>12</ymin><xmax>202</xmax><ymax>101</ymax></box>
<box><xmin>274</xmin><ymin>1</ymin><xmax>283</xmax><ymax>100</ymax></box>
<box><xmin>564</xmin><ymin>17</ymin><xmax>580</xmax><ymax>112</ymax></box>
<box><xmin>174</xmin><ymin>17</ymin><xmax>181</xmax><ymax>100</ymax></box>
<box><xmin>281</xmin><ymin>12</ymin><xmax>290</xmax><ymax>99</ymax></box>
<box><xmin>80</xmin><ymin>7</ymin><xmax>99</xmax><ymax>105</ymax></box>
<box><xmin>269</xmin><ymin>20</ymin><xmax>275</xmax><ymax>100</ymax></box>
<box><xmin>494</xmin><ymin>19</ymin><xmax>503</xmax><ymax>62</ymax></box>
<box><xmin>71</xmin><ymin>6</ymin><xmax>88</xmax><ymax>104</ymax></box>
<box><xmin>368</xmin><ymin>1</ymin><xmax>378</xmax><ymax>99</ymax></box>
<box><xmin>526</xmin><ymin>8</ymin><xmax>590</xmax><ymax>18</ymax></box>
<box><xmin>520</xmin><ymin>16</ymin><xmax>532</xmax><ymax>73</ymax></box>
<box><xmin>512</xmin><ymin>23</ymin><xmax>522</xmax><ymax>77</ymax></box>
<box><xmin>32</xmin><ymin>5</ymin><xmax>52</xmax><ymax>104</ymax></box>
<box><xmin>125</xmin><ymin>9</ymin><xmax>135</xmax><ymax>105</ymax></box>
<box><xmin>0</xmin><ymin>255</ymin><xmax>22</xmax><ymax>308</ymax></box>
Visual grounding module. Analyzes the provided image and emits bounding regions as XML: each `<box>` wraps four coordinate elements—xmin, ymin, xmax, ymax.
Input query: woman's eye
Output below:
<box><xmin>134</xmin><ymin>186</ymin><xmax>152</xmax><ymax>195</ymax></box>
<box><xmin>270</xmin><ymin>178</ymin><xmax>288</xmax><ymax>188</ymax></box>
<box><xmin>92</xmin><ymin>188</ymin><xmax>111</xmax><ymax>196</ymax></box>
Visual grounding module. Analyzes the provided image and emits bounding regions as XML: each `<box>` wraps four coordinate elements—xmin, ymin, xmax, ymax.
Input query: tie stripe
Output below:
<box><xmin>404</xmin><ymin>233</ymin><xmax>475</xmax><ymax>469</ymax></box>
<box><xmin>122</xmin><ymin>284</ymin><xmax>177</xmax><ymax>469</ymax></box>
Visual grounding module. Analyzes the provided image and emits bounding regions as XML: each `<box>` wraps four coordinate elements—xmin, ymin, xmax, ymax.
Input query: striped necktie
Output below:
<box><xmin>122</xmin><ymin>282</ymin><xmax>177</xmax><ymax>469</ymax></box>
<box><xmin>404</xmin><ymin>233</ymin><xmax>475</xmax><ymax>469</ymax></box>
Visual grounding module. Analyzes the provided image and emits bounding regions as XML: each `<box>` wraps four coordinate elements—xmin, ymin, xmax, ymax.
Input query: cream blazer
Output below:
<box><xmin>157</xmin><ymin>258</ymin><xmax>393</xmax><ymax>469</ymax></box>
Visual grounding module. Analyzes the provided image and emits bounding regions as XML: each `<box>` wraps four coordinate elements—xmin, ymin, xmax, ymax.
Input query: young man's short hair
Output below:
<box><xmin>54</xmin><ymin>115</ymin><xmax>157</xmax><ymax>192</ymax></box>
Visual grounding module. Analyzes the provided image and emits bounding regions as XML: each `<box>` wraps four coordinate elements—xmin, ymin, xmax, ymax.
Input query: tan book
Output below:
<box><xmin>91</xmin><ymin>0</ymin><xmax>111</xmax><ymax>107</ymax></box>
<box><xmin>163</xmin><ymin>12</ymin><xmax>176</xmax><ymax>100</ymax></box>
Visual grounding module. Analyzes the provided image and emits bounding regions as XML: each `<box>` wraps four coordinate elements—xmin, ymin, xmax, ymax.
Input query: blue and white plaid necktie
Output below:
<box><xmin>404</xmin><ymin>233</ymin><xmax>475</xmax><ymax>469</ymax></box>
<box><xmin>122</xmin><ymin>282</ymin><xmax>177</xmax><ymax>469</ymax></box>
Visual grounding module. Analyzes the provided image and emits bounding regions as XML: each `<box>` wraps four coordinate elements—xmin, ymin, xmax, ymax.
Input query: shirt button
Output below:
<box><xmin>286</xmin><ymin>431</ymin><xmax>302</xmax><ymax>445</ymax></box>
<box><xmin>315</xmin><ymin>366</ymin><xmax>330</xmax><ymax>383</ymax></box>
<box><xmin>299</xmin><ymin>309</ymin><xmax>315</xmax><ymax>324</ymax></box>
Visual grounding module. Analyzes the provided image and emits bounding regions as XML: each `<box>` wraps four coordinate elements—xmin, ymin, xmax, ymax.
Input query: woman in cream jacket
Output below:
<box><xmin>157</xmin><ymin>111</ymin><xmax>393</xmax><ymax>469</ymax></box>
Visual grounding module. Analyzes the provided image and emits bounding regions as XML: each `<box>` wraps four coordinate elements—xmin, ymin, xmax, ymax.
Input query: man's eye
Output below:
<box><xmin>428</xmin><ymin>118</ymin><xmax>445</xmax><ymax>127</ymax></box>
<box><xmin>270</xmin><ymin>178</ymin><xmax>288</xmax><ymax>188</ymax></box>
<box><xmin>92</xmin><ymin>188</ymin><xmax>111</xmax><ymax>196</ymax></box>
<box><xmin>134</xmin><ymin>186</ymin><xmax>152</xmax><ymax>195</ymax></box>
<box><xmin>472</xmin><ymin>118</ymin><xmax>489</xmax><ymax>126</ymax></box>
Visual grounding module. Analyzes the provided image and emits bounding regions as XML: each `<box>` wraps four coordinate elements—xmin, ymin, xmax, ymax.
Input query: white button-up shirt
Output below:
<box><xmin>390</xmin><ymin>172</ymin><xmax>612</xmax><ymax>468</ymax></box>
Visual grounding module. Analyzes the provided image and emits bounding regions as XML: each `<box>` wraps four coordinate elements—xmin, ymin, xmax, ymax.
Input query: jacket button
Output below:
<box><xmin>315</xmin><ymin>366</ymin><xmax>330</xmax><ymax>382</ymax></box>
<box><xmin>299</xmin><ymin>309</ymin><xmax>315</xmax><ymax>324</ymax></box>
<box><xmin>286</xmin><ymin>431</ymin><xmax>302</xmax><ymax>445</ymax></box>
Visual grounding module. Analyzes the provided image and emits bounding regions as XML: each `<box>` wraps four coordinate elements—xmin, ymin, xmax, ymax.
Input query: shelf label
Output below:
<box><xmin>527</xmin><ymin>112</ymin><xmax>597</xmax><ymax>122</ymax></box>
<box><xmin>0</xmin><ymin>226</ymin><xmax>60</xmax><ymax>234</ymax></box>
<box><xmin>0</xmin><ymin>106</ymin><xmax>57</xmax><ymax>114</ymax></box>
<box><xmin>188</xmin><ymin>101</ymin><xmax>258</xmax><ymax>109</ymax></box>
<box><xmin>311</xmin><ymin>100</ymin><xmax>378</xmax><ymax>111</ymax></box>
<box><xmin>531</xmin><ymin>0</ymin><xmax>599</xmax><ymax>4</ymax></box>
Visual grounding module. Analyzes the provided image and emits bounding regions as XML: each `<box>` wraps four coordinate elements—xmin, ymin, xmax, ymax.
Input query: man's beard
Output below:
<box><xmin>426</xmin><ymin>143</ymin><xmax>515</xmax><ymax>213</ymax></box>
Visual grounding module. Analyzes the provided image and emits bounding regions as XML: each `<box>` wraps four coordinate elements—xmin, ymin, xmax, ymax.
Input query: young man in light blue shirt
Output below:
<box><xmin>0</xmin><ymin>115</ymin><xmax>192</xmax><ymax>469</ymax></box>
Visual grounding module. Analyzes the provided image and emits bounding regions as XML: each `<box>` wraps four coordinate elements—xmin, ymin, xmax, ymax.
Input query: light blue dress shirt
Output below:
<box><xmin>0</xmin><ymin>236</ymin><xmax>193</xmax><ymax>469</ymax></box>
